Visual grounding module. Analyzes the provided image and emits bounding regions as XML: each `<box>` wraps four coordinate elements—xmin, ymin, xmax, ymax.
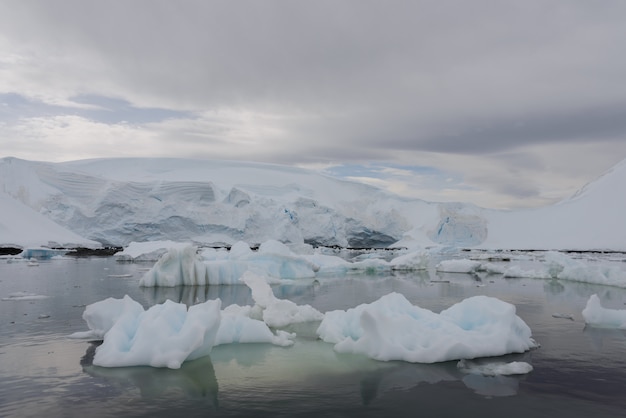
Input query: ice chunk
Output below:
<box><xmin>71</xmin><ymin>276</ymin><xmax>324</xmax><ymax>368</ymax></box>
<box><xmin>216</xmin><ymin>305</ymin><xmax>296</xmax><ymax>347</ymax></box>
<box><xmin>544</xmin><ymin>251</ymin><xmax>626</xmax><ymax>288</ymax></box>
<box><xmin>86</xmin><ymin>296</ymin><xmax>222</xmax><ymax>369</ymax></box>
<box><xmin>457</xmin><ymin>359</ymin><xmax>533</xmax><ymax>376</ymax></box>
<box><xmin>115</xmin><ymin>240</ymin><xmax>192</xmax><ymax>261</ymax></box>
<box><xmin>503</xmin><ymin>266</ymin><xmax>551</xmax><ymax>279</ymax></box>
<box><xmin>21</xmin><ymin>247</ymin><xmax>68</xmax><ymax>260</ymax></box>
<box><xmin>582</xmin><ymin>294</ymin><xmax>626</xmax><ymax>329</ymax></box>
<box><xmin>504</xmin><ymin>252</ymin><xmax>626</xmax><ymax>287</ymax></box>
<box><xmin>1</xmin><ymin>291</ymin><xmax>49</xmax><ymax>301</ymax></box>
<box><xmin>317</xmin><ymin>293</ymin><xmax>537</xmax><ymax>363</ymax></box>
<box><xmin>477</xmin><ymin>262</ymin><xmax>506</xmax><ymax>275</ymax></box>
<box><xmin>241</xmin><ymin>271</ymin><xmax>324</xmax><ymax>328</ymax></box>
<box><xmin>389</xmin><ymin>249</ymin><xmax>430</xmax><ymax>271</ymax></box>
<box><xmin>436</xmin><ymin>259</ymin><xmax>482</xmax><ymax>274</ymax></box>
<box><xmin>139</xmin><ymin>242</ymin><xmax>319</xmax><ymax>287</ymax></box>
<box><xmin>139</xmin><ymin>245</ymin><xmax>207</xmax><ymax>287</ymax></box>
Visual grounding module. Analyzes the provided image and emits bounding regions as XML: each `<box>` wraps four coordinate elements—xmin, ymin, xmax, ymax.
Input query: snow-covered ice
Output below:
<box><xmin>240</xmin><ymin>271</ymin><xmax>324</xmax><ymax>328</ymax></box>
<box><xmin>317</xmin><ymin>292</ymin><xmax>537</xmax><ymax>363</ymax></box>
<box><xmin>436</xmin><ymin>259</ymin><xmax>482</xmax><ymax>274</ymax></box>
<box><xmin>115</xmin><ymin>240</ymin><xmax>193</xmax><ymax>261</ymax></box>
<box><xmin>503</xmin><ymin>251</ymin><xmax>626</xmax><ymax>288</ymax></box>
<box><xmin>582</xmin><ymin>294</ymin><xmax>626</xmax><ymax>329</ymax></box>
<box><xmin>71</xmin><ymin>270</ymin><xmax>325</xmax><ymax>368</ymax></box>
<box><xmin>81</xmin><ymin>296</ymin><xmax>221</xmax><ymax>369</ymax></box>
<box><xmin>139</xmin><ymin>241</ymin><xmax>319</xmax><ymax>286</ymax></box>
<box><xmin>3</xmin><ymin>156</ymin><xmax>626</xmax><ymax>251</ymax></box>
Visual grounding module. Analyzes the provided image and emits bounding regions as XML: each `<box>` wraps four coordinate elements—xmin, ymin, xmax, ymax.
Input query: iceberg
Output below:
<box><xmin>139</xmin><ymin>241</ymin><xmax>319</xmax><ymax>287</ymax></box>
<box><xmin>71</xmin><ymin>270</ymin><xmax>325</xmax><ymax>368</ymax></box>
<box><xmin>74</xmin><ymin>295</ymin><xmax>222</xmax><ymax>369</ymax></box>
<box><xmin>215</xmin><ymin>304</ymin><xmax>296</xmax><ymax>347</ymax></box>
<box><xmin>241</xmin><ymin>271</ymin><xmax>324</xmax><ymax>328</ymax></box>
<box><xmin>317</xmin><ymin>293</ymin><xmax>537</xmax><ymax>363</ymax></box>
<box><xmin>139</xmin><ymin>240</ymin><xmax>438</xmax><ymax>288</ymax></box>
<box><xmin>115</xmin><ymin>240</ymin><xmax>193</xmax><ymax>261</ymax></box>
<box><xmin>503</xmin><ymin>251</ymin><xmax>626</xmax><ymax>287</ymax></box>
<box><xmin>436</xmin><ymin>259</ymin><xmax>482</xmax><ymax>274</ymax></box>
<box><xmin>582</xmin><ymin>294</ymin><xmax>626</xmax><ymax>329</ymax></box>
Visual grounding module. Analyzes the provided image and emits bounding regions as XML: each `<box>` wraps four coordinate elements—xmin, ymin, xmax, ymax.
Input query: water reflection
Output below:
<box><xmin>140</xmin><ymin>284</ymin><xmax>253</xmax><ymax>307</ymax></box>
<box><xmin>583</xmin><ymin>326</ymin><xmax>626</xmax><ymax>351</ymax></box>
<box><xmin>81</xmin><ymin>342</ymin><xmax>219</xmax><ymax>405</ymax></box>
<box><xmin>7</xmin><ymin>256</ymin><xmax>626</xmax><ymax>416</ymax></box>
<box><xmin>79</xmin><ymin>337</ymin><xmax>532</xmax><ymax>410</ymax></box>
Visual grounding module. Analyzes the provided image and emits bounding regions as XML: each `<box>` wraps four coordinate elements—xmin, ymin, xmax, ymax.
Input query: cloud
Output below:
<box><xmin>1</xmin><ymin>1</ymin><xmax>626</xmax><ymax>208</ymax></box>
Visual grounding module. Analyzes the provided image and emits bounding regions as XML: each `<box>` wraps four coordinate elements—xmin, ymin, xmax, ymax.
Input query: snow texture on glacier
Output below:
<box><xmin>4</xmin><ymin>156</ymin><xmax>626</xmax><ymax>251</ymax></box>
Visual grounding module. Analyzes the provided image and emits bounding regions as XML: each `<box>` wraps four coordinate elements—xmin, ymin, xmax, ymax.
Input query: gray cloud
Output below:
<box><xmin>1</xmin><ymin>0</ymin><xmax>626</xmax><ymax>207</ymax></box>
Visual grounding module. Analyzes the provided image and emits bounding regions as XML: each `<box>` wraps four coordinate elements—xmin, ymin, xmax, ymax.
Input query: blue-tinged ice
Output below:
<box><xmin>317</xmin><ymin>293</ymin><xmax>537</xmax><ymax>363</ymax></box>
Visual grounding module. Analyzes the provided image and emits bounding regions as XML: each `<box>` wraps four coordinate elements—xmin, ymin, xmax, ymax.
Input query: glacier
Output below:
<box><xmin>2</xmin><ymin>156</ymin><xmax>626</xmax><ymax>252</ymax></box>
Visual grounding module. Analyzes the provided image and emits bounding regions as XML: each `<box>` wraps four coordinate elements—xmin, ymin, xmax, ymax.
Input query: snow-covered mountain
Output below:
<box><xmin>1</xmin><ymin>156</ymin><xmax>624</xmax><ymax>251</ymax></box>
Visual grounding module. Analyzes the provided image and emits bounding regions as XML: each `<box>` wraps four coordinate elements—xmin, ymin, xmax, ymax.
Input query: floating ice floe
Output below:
<box><xmin>240</xmin><ymin>271</ymin><xmax>324</xmax><ymax>327</ymax></box>
<box><xmin>457</xmin><ymin>359</ymin><xmax>533</xmax><ymax>376</ymax></box>
<box><xmin>70</xmin><ymin>271</ymin><xmax>324</xmax><ymax>368</ymax></box>
<box><xmin>582</xmin><ymin>294</ymin><xmax>626</xmax><ymax>329</ymax></box>
<box><xmin>1</xmin><ymin>291</ymin><xmax>49</xmax><ymax>301</ymax></box>
<box><xmin>115</xmin><ymin>240</ymin><xmax>193</xmax><ymax>261</ymax></box>
<box><xmin>317</xmin><ymin>292</ymin><xmax>537</xmax><ymax>363</ymax></box>
<box><xmin>435</xmin><ymin>259</ymin><xmax>482</xmax><ymax>274</ymax></box>
<box><xmin>139</xmin><ymin>241</ymin><xmax>439</xmax><ymax>287</ymax></box>
<box><xmin>503</xmin><ymin>252</ymin><xmax>626</xmax><ymax>287</ymax></box>
<box><xmin>139</xmin><ymin>241</ymin><xmax>320</xmax><ymax>286</ymax></box>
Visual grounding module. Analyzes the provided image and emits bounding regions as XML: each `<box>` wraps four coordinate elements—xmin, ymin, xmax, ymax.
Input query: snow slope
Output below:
<box><xmin>481</xmin><ymin>159</ymin><xmax>626</xmax><ymax>251</ymax></box>
<box><xmin>1</xmin><ymin>156</ymin><xmax>625</xmax><ymax>251</ymax></box>
<box><xmin>0</xmin><ymin>189</ymin><xmax>99</xmax><ymax>249</ymax></box>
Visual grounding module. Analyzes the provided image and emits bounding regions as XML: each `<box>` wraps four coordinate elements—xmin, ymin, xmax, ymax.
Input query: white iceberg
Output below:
<box><xmin>503</xmin><ymin>252</ymin><xmax>626</xmax><ymax>287</ymax></box>
<box><xmin>115</xmin><ymin>240</ymin><xmax>193</xmax><ymax>261</ymax></box>
<box><xmin>241</xmin><ymin>271</ymin><xmax>324</xmax><ymax>328</ymax></box>
<box><xmin>1</xmin><ymin>291</ymin><xmax>50</xmax><ymax>301</ymax></box>
<box><xmin>215</xmin><ymin>304</ymin><xmax>296</xmax><ymax>347</ymax></box>
<box><xmin>389</xmin><ymin>249</ymin><xmax>430</xmax><ymax>271</ymax></box>
<box><xmin>317</xmin><ymin>293</ymin><xmax>537</xmax><ymax>363</ymax></box>
<box><xmin>139</xmin><ymin>241</ymin><xmax>319</xmax><ymax>287</ymax></box>
<box><xmin>436</xmin><ymin>259</ymin><xmax>482</xmax><ymax>274</ymax></box>
<box><xmin>139</xmin><ymin>245</ymin><xmax>208</xmax><ymax>286</ymax></box>
<box><xmin>582</xmin><ymin>294</ymin><xmax>626</xmax><ymax>329</ymax></box>
<box><xmin>72</xmin><ymin>295</ymin><xmax>222</xmax><ymax>369</ymax></box>
<box><xmin>71</xmin><ymin>270</ymin><xmax>326</xmax><ymax>368</ymax></box>
<box><xmin>139</xmin><ymin>240</ymin><xmax>440</xmax><ymax>288</ymax></box>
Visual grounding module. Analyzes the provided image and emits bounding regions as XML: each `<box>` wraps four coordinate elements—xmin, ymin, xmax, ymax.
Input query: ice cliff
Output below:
<box><xmin>2</xmin><ymin>156</ymin><xmax>626</xmax><ymax>251</ymax></box>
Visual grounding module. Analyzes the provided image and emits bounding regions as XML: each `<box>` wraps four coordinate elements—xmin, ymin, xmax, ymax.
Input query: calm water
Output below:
<box><xmin>1</xmin><ymin>255</ymin><xmax>626</xmax><ymax>417</ymax></box>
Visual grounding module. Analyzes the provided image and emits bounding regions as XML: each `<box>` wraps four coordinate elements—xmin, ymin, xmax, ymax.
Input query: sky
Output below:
<box><xmin>1</xmin><ymin>0</ymin><xmax>626</xmax><ymax>209</ymax></box>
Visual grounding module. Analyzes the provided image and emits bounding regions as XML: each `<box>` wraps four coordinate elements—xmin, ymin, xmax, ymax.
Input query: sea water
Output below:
<box><xmin>1</xmin><ymin>254</ymin><xmax>626</xmax><ymax>417</ymax></box>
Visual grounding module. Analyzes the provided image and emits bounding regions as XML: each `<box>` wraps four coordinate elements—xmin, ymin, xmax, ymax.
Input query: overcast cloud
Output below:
<box><xmin>1</xmin><ymin>0</ymin><xmax>626</xmax><ymax>208</ymax></box>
